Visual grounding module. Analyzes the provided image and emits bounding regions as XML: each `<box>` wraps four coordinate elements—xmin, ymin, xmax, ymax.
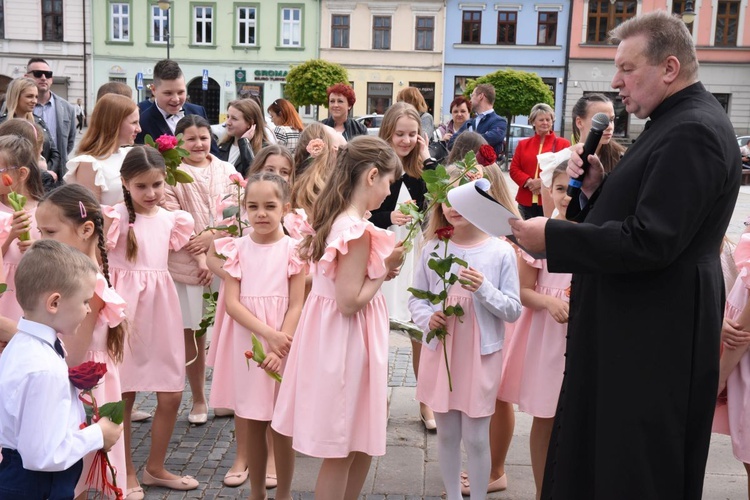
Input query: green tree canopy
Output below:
<box><xmin>285</xmin><ymin>59</ymin><xmax>349</xmax><ymax>107</ymax></box>
<box><xmin>464</xmin><ymin>69</ymin><xmax>554</xmax><ymax>124</ymax></box>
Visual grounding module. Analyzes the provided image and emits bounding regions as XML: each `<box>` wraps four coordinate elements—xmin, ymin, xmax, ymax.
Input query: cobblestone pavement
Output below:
<box><xmin>119</xmin><ymin>175</ymin><xmax>750</xmax><ymax>499</ymax></box>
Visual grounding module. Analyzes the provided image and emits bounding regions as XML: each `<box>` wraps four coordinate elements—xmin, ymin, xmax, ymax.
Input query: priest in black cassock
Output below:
<box><xmin>509</xmin><ymin>11</ymin><xmax>741</xmax><ymax>500</ymax></box>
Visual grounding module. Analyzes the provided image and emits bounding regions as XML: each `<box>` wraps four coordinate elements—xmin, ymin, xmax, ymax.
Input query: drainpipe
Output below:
<box><xmin>82</xmin><ymin>0</ymin><xmax>88</xmax><ymax>116</ymax></box>
<box><xmin>560</xmin><ymin>0</ymin><xmax>573</xmax><ymax>140</ymax></box>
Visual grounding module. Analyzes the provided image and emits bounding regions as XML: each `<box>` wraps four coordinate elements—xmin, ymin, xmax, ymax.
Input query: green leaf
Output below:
<box><xmin>438</xmin><ymin>289</ymin><xmax>448</xmax><ymax>301</ymax></box>
<box><xmin>426</xmin><ymin>329</ymin><xmax>436</xmax><ymax>343</ymax></box>
<box><xmin>453</xmin><ymin>304</ymin><xmax>465</xmax><ymax>317</ymax></box>
<box><xmin>162</xmin><ymin>148</ymin><xmax>180</xmax><ymax>161</ymax></box>
<box><xmin>407</xmin><ymin>287</ymin><xmax>438</xmax><ymax>302</ymax></box>
<box><xmin>452</xmin><ymin>257</ymin><xmax>469</xmax><ymax>268</ymax></box>
<box><xmin>99</xmin><ymin>400</ymin><xmax>126</xmax><ymax>425</ymax></box>
<box><xmin>173</xmin><ymin>169</ymin><xmax>195</xmax><ymax>184</ymax></box>
<box><xmin>446</xmin><ymin>274</ymin><xmax>459</xmax><ymax>285</ymax></box>
<box><xmin>144</xmin><ymin>135</ymin><xmax>156</xmax><ymax>147</ymax></box>
<box><xmin>165</xmin><ymin>171</ymin><xmax>176</xmax><ymax>186</ymax></box>
<box><xmin>223</xmin><ymin>205</ymin><xmax>240</xmax><ymax>219</ymax></box>
<box><xmin>444</xmin><ymin>305</ymin><xmax>455</xmax><ymax>316</ymax></box>
<box><xmin>0</xmin><ymin>283</ymin><xmax>7</xmax><ymax>294</ymax></box>
<box><xmin>428</xmin><ymin>257</ymin><xmax>453</xmax><ymax>276</ymax></box>
<box><xmin>458</xmin><ymin>279</ymin><xmax>473</xmax><ymax>286</ymax></box>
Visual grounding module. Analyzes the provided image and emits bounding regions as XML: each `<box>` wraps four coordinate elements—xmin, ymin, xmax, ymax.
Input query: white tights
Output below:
<box><xmin>434</xmin><ymin>410</ymin><xmax>492</xmax><ymax>500</ymax></box>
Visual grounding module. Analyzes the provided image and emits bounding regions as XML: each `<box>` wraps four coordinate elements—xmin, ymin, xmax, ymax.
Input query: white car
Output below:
<box><xmin>354</xmin><ymin>114</ymin><xmax>383</xmax><ymax>136</ymax></box>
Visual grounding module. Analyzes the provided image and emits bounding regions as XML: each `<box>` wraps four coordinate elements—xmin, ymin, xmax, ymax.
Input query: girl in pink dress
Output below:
<box><xmin>271</xmin><ymin>135</ymin><xmax>405</xmax><ymax>500</ymax></box>
<box><xmin>105</xmin><ymin>146</ymin><xmax>196</xmax><ymax>497</ymax></box>
<box><xmin>496</xmin><ymin>162</ymin><xmax>572</xmax><ymax>499</ymax></box>
<box><xmin>35</xmin><ymin>184</ymin><xmax>129</xmax><ymax>498</ymax></box>
<box><xmin>0</xmin><ymin>134</ymin><xmax>46</xmax><ymax>322</ymax></box>
<box><xmin>713</xmin><ymin>218</ymin><xmax>750</xmax><ymax>485</ymax></box>
<box><xmin>163</xmin><ymin>115</ymin><xmax>236</xmax><ymax>425</ymax></box>
<box><xmin>211</xmin><ymin>173</ymin><xmax>305</xmax><ymax>498</ymax></box>
<box><xmin>408</xmin><ymin>176</ymin><xmax>521</xmax><ymax>500</ymax></box>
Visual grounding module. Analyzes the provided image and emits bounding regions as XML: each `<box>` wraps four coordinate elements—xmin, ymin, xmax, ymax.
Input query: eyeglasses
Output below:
<box><xmin>29</xmin><ymin>70</ymin><xmax>53</xmax><ymax>79</ymax></box>
<box><xmin>0</xmin><ymin>166</ymin><xmax>20</xmax><ymax>174</ymax></box>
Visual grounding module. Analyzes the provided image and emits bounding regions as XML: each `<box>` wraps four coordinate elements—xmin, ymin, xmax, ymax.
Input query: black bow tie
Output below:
<box><xmin>54</xmin><ymin>338</ymin><xmax>65</xmax><ymax>358</ymax></box>
<box><xmin>166</xmin><ymin>110</ymin><xmax>184</xmax><ymax>119</ymax></box>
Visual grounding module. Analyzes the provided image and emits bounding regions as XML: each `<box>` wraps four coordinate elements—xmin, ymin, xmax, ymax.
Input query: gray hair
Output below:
<box><xmin>529</xmin><ymin>103</ymin><xmax>555</xmax><ymax>126</ymax></box>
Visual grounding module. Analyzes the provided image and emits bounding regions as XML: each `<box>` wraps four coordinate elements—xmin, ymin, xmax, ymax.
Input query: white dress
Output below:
<box><xmin>65</xmin><ymin>148</ymin><xmax>129</xmax><ymax>206</ymax></box>
<box><xmin>380</xmin><ymin>183</ymin><xmax>416</xmax><ymax>323</ymax></box>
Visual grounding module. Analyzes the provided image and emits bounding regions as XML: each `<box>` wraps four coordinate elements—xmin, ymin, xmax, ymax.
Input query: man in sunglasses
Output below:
<box><xmin>26</xmin><ymin>58</ymin><xmax>76</xmax><ymax>170</ymax></box>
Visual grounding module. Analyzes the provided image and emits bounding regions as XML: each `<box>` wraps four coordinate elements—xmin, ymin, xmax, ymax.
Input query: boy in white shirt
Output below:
<box><xmin>0</xmin><ymin>240</ymin><xmax>122</xmax><ymax>499</ymax></box>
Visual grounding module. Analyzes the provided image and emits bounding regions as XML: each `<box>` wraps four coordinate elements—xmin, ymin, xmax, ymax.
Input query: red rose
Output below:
<box><xmin>154</xmin><ymin>134</ymin><xmax>178</xmax><ymax>152</ymax></box>
<box><xmin>244</xmin><ymin>350</ymin><xmax>254</xmax><ymax>360</ymax></box>
<box><xmin>476</xmin><ymin>145</ymin><xmax>497</xmax><ymax>166</ymax></box>
<box><xmin>436</xmin><ymin>225</ymin><xmax>454</xmax><ymax>242</ymax></box>
<box><xmin>68</xmin><ymin>361</ymin><xmax>108</xmax><ymax>390</ymax></box>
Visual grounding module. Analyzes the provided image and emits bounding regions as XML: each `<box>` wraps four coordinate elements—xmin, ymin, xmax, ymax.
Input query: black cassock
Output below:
<box><xmin>542</xmin><ymin>82</ymin><xmax>741</xmax><ymax>499</ymax></box>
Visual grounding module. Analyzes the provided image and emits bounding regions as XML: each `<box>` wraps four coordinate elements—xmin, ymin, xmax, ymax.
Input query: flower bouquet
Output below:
<box><xmin>143</xmin><ymin>134</ymin><xmax>194</xmax><ymax>186</ymax></box>
<box><xmin>69</xmin><ymin>361</ymin><xmax>126</xmax><ymax>499</ymax></box>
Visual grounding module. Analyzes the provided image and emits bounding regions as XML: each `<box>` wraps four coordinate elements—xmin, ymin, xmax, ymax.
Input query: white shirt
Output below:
<box><xmin>155</xmin><ymin>103</ymin><xmax>184</xmax><ymax>134</ymax></box>
<box><xmin>0</xmin><ymin>318</ymin><xmax>103</xmax><ymax>471</ymax></box>
<box><xmin>408</xmin><ymin>237</ymin><xmax>522</xmax><ymax>355</ymax></box>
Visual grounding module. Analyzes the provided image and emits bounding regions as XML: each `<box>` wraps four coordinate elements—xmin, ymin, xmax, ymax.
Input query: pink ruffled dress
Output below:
<box><xmin>714</xmin><ymin>233</ymin><xmax>750</xmax><ymax>462</ymax></box>
<box><xmin>208</xmin><ymin>235</ymin><xmax>303</xmax><ymax>419</ymax></box>
<box><xmin>0</xmin><ymin>205</ymin><xmax>33</xmax><ymax>322</ymax></box>
<box><xmin>105</xmin><ymin>203</ymin><xmax>194</xmax><ymax>392</ymax></box>
<box><xmin>75</xmin><ymin>274</ymin><xmax>128</xmax><ymax>497</ymax></box>
<box><xmin>272</xmin><ymin>215</ymin><xmax>396</xmax><ymax>458</ymax></box>
<box><xmin>497</xmin><ymin>254</ymin><xmax>571</xmax><ymax>418</ymax></box>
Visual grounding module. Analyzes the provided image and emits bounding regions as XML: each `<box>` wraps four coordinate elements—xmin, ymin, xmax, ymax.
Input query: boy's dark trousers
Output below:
<box><xmin>0</xmin><ymin>448</ymin><xmax>83</xmax><ymax>499</ymax></box>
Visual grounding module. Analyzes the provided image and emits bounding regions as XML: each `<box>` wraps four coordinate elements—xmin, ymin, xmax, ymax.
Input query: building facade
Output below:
<box><xmin>0</xmin><ymin>0</ymin><xmax>90</xmax><ymax>106</ymax></box>
<box><xmin>319</xmin><ymin>0</ymin><xmax>445</xmax><ymax>122</ymax></box>
<box><xmin>565</xmin><ymin>0</ymin><xmax>750</xmax><ymax>140</ymax></box>
<box><xmin>442</xmin><ymin>0</ymin><xmax>572</xmax><ymax>132</ymax></box>
<box><xmin>91</xmin><ymin>0</ymin><xmax>320</xmax><ymax>123</ymax></box>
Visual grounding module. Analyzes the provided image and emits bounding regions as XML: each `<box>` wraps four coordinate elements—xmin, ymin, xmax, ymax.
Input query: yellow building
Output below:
<box><xmin>320</xmin><ymin>1</ymin><xmax>445</xmax><ymax>121</ymax></box>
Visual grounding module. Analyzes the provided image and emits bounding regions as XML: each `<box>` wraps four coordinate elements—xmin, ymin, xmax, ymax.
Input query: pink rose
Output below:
<box><xmin>154</xmin><ymin>134</ymin><xmax>178</xmax><ymax>152</ymax></box>
<box><xmin>229</xmin><ymin>173</ymin><xmax>247</xmax><ymax>187</ymax></box>
<box><xmin>306</xmin><ymin>138</ymin><xmax>326</xmax><ymax>158</ymax></box>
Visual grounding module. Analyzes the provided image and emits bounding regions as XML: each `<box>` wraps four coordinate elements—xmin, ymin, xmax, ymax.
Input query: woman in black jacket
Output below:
<box><xmin>215</xmin><ymin>98</ymin><xmax>271</xmax><ymax>177</ymax></box>
<box><xmin>320</xmin><ymin>83</ymin><xmax>367</xmax><ymax>141</ymax></box>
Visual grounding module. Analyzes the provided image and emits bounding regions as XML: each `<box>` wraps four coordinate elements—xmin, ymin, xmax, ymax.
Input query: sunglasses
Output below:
<box><xmin>30</xmin><ymin>70</ymin><xmax>53</xmax><ymax>79</ymax></box>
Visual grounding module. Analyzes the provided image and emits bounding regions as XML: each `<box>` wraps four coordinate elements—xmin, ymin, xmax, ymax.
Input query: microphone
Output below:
<box><xmin>566</xmin><ymin>112</ymin><xmax>610</xmax><ymax>198</ymax></box>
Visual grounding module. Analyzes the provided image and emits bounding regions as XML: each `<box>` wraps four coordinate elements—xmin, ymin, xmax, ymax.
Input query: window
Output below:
<box><xmin>0</xmin><ymin>0</ymin><xmax>5</xmax><ymax>39</ymax></box>
<box><xmin>496</xmin><ymin>12</ymin><xmax>516</xmax><ymax>45</ymax></box>
<box><xmin>331</xmin><ymin>14</ymin><xmax>349</xmax><ymax>48</ymax></box>
<box><xmin>715</xmin><ymin>1</ymin><xmax>740</xmax><ymax>46</ymax></box>
<box><xmin>281</xmin><ymin>7</ymin><xmax>302</xmax><ymax>47</ymax></box>
<box><xmin>454</xmin><ymin>76</ymin><xmax>473</xmax><ymax>96</ymax></box>
<box><xmin>587</xmin><ymin>1</ymin><xmax>636</xmax><ymax>43</ymax></box>
<box><xmin>151</xmin><ymin>5</ymin><xmax>168</xmax><ymax>44</ymax></box>
<box><xmin>194</xmin><ymin>5</ymin><xmax>213</xmax><ymax>45</ymax></box>
<box><xmin>373</xmin><ymin>16</ymin><xmax>391</xmax><ymax>50</ymax></box>
<box><xmin>367</xmin><ymin>82</ymin><xmax>393</xmax><ymax>114</ymax></box>
<box><xmin>415</xmin><ymin>16</ymin><xmax>434</xmax><ymax>51</ymax></box>
<box><xmin>712</xmin><ymin>93</ymin><xmax>730</xmax><ymax>113</ymax></box>
<box><xmin>671</xmin><ymin>1</ymin><xmax>694</xmax><ymax>33</ymax></box>
<box><xmin>541</xmin><ymin>77</ymin><xmax>557</xmax><ymax>107</ymax></box>
<box><xmin>42</xmin><ymin>0</ymin><xmax>64</xmax><ymax>41</ymax></box>
<box><xmin>110</xmin><ymin>3</ymin><xmax>130</xmax><ymax>42</ymax></box>
<box><xmin>583</xmin><ymin>91</ymin><xmax>629</xmax><ymax>137</ymax></box>
<box><xmin>462</xmin><ymin>11</ymin><xmax>481</xmax><ymax>44</ymax></box>
<box><xmin>237</xmin><ymin>6</ymin><xmax>257</xmax><ymax>46</ymax></box>
<box><xmin>537</xmin><ymin>12</ymin><xmax>557</xmax><ymax>45</ymax></box>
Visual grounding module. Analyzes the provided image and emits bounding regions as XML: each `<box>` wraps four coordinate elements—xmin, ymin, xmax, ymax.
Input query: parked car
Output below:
<box><xmin>505</xmin><ymin>123</ymin><xmax>535</xmax><ymax>160</ymax></box>
<box><xmin>354</xmin><ymin>114</ymin><xmax>383</xmax><ymax>136</ymax></box>
<box><xmin>738</xmin><ymin>136</ymin><xmax>750</xmax><ymax>148</ymax></box>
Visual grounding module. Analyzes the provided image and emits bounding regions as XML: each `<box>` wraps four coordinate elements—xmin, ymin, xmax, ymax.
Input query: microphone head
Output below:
<box><xmin>591</xmin><ymin>113</ymin><xmax>610</xmax><ymax>132</ymax></box>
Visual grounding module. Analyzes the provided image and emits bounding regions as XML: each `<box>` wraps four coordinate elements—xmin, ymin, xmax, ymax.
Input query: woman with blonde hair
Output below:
<box><xmin>216</xmin><ymin>98</ymin><xmax>275</xmax><ymax>177</ymax></box>
<box><xmin>291</xmin><ymin>123</ymin><xmax>338</xmax><ymax>216</ymax></box>
<box><xmin>0</xmin><ymin>77</ymin><xmax>60</xmax><ymax>188</ymax></box>
<box><xmin>267</xmin><ymin>98</ymin><xmax>304</xmax><ymax>153</ymax></box>
<box><xmin>397</xmin><ymin>86</ymin><xmax>435</xmax><ymax>138</ymax></box>
<box><xmin>64</xmin><ymin>93</ymin><xmax>141</xmax><ymax>204</ymax></box>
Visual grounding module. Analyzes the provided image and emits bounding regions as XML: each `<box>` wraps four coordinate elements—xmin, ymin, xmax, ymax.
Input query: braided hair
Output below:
<box><xmin>119</xmin><ymin>146</ymin><xmax>167</xmax><ymax>262</ymax></box>
<box><xmin>40</xmin><ymin>184</ymin><xmax>127</xmax><ymax>362</ymax></box>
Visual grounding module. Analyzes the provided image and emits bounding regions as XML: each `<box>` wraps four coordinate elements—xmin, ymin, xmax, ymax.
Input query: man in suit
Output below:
<box><xmin>447</xmin><ymin>83</ymin><xmax>507</xmax><ymax>157</ymax></box>
<box><xmin>509</xmin><ymin>11</ymin><xmax>740</xmax><ymax>499</ymax></box>
<box><xmin>136</xmin><ymin>59</ymin><xmax>219</xmax><ymax>155</ymax></box>
<box><xmin>26</xmin><ymin>57</ymin><xmax>76</xmax><ymax>170</ymax></box>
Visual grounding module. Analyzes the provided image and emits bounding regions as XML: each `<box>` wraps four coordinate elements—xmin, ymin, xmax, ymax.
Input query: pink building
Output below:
<box><xmin>564</xmin><ymin>1</ymin><xmax>750</xmax><ymax>140</ymax></box>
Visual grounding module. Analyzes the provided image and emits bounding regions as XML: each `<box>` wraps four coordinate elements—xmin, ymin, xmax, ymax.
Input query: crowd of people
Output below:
<box><xmin>0</xmin><ymin>10</ymin><xmax>746</xmax><ymax>500</ymax></box>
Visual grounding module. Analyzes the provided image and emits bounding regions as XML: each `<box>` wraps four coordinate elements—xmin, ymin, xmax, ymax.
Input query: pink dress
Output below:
<box><xmin>0</xmin><ymin>204</ymin><xmax>34</xmax><ymax>322</ymax></box>
<box><xmin>105</xmin><ymin>204</ymin><xmax>194</xmax><ymax>392</ymax></box>
<box><xmin>208</xmin><ymin>235</ymin><xmax>303</xmax><ymax>420</ymax></box>
<box><xmin>75</xmin><ymin>274</ymin><xmax>128</xmax><ymax>497</ymax></box>
<box><xmin>271</xmin><ymin>216</ymin><xmax>395</xmax><ymax>458</ymax></box>
<box><xmin>714</xmin><ymin>234</ymin><xmax>750</xmax><ymax>462</ymax></box>
<box><xmin>497</xmin><ymin>255</ymin><xmax>571</xmax><ymax>418</ymax></box>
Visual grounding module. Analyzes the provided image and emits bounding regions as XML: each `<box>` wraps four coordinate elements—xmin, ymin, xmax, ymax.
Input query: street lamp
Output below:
<box><xmin>158</xmin><ymin>1</ymin><xmax>171</xmax><ymax>59</ymax></box>
<box><xmin>682</xmin><ymin>1</ymin><xmax>697</xmax><ymax>25</ymax></box>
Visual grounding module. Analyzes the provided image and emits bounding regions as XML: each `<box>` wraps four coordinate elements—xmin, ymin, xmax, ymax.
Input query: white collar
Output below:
<box><xmin>17</xmin><ymin>317</ymin><xmax>59</xmax><ymax>348</ymax></box>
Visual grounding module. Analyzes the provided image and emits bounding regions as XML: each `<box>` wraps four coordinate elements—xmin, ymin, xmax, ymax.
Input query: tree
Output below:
<box><xmin>285</xmin><ymin>59</ymin><xmax>349</xmax><ymax>108</ymax></box>
<box><xmin>464</xmin><ymin>69</ymin><xmax>554</xmax><ymax>164</ymax></box>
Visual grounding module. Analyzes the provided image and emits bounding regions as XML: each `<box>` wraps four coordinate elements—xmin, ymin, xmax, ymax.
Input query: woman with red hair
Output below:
<box><xmin>268</xmin><ymin>98</ymin><xmax>304</xmax><ymax>153</ymax></box>
<box><xmin>321</xmin><ymin>83</ymin><xmax>367</xmax><ymax>141</ymax></box>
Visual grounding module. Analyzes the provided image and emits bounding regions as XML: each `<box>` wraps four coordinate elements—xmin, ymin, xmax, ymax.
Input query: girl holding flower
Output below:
<box><xmin>161</xmin><ymin>115</ymin><xmax>236</xmax><ymax>426</ymax></box>
<box><xmin>408</xmin><ymin>169</ymin><xmax>521</xmax><ymax>500</ymax></box>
